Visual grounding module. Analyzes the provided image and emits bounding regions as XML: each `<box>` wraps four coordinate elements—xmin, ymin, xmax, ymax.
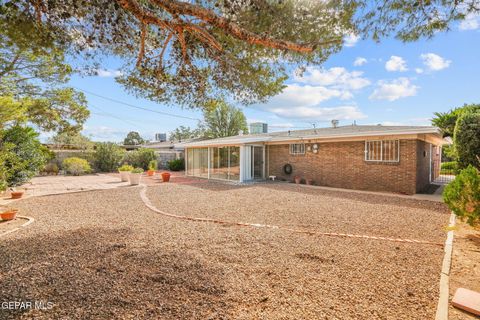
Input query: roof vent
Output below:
<box><xmin>331</xmin><ymin>120</ymin><xmax>339</xmax><ymax>128</ymax></box>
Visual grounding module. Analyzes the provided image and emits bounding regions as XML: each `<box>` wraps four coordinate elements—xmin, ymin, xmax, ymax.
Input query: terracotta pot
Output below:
<box><xmin>161</xmin><ymin>172</ymin><xmax>171</xmax><ymax>182</ymax></box>
<box><xmin>119</xmin><ymin>171</ymin><xmax>130</xmax><ymax>182</ymax></box>
<box><xmin>1</xmin><ymin>209</ymin><xmax>18</xmax><ymax>221</ymax></box>
<box><xmin>147</xmin><ymin>170</ymin><xmax>155</xmax><ymax>177</ymax></box>
<box><xmin>11</xmin><ymin>191</ymin><xmax>24</xmax><ymax>199</ymax></box>
<box><xmin>306</xmin><ymin>179</ymin><xmax>314</xmax><ymax>185</ymax></box>
<box><xmin>294</xmin><ymin>176</ymin><xmax>301</xmax><ymax>184</ymax></box>
<box><xmin>129</xmin><ymin>173</ymin><xmax>142</xmax><ymax>185</ymax></box>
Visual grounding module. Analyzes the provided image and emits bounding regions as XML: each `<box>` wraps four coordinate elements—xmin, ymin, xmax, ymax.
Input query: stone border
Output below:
<box><xmin>435</xmin><ymin>212</ymin><xmax>456</xmax><ymax>320</ymax></box>
<box><xmin>0</xmin><ymin>216</ymin><xmax>35</xmax><ymax>238</ymax></box>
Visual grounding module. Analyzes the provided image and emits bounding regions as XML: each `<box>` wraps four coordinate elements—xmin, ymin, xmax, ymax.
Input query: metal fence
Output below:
<box><xmin>431</xmin><ymin>160</ymin><xmax>456</xmax><ymax>185</ymax></box>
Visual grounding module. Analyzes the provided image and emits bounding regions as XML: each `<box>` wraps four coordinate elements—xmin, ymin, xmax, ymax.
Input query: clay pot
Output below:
<box><xmin>147</xmin><ymin>170</ymin><xmax>155</xmax><ymax>177</ymax></box>
<box><xmin>129</xmin><ymin>173</ymin><xmax>142</xmax><ymax>185</ymax></box>
<box><xmin>294</xmin><ymin>176</ymin><xmax>301</xmax><ymax>184</ymax></box>
<box><xmin>11</xmin><ymin>191</ymin><xmax>24</xmax><ymax>199</ymax></box>
<box><xmin>161</xmin><ymin>172</ymin><xmax>171</xmax><ymax>182</ymax></box>
<box><xmin>119</xmin><ymin>171</ymin><xmax>130</xmax><ymax>182</ymax></box>
<box><xmin>1</xmin><ymin>209</ymin><xmax>18</xmax><ymax>221</ymax></box>
<box><xmin>306</xmin><ymin>179</ymin><xmax>314</xmax><ymax>185</ymax></box>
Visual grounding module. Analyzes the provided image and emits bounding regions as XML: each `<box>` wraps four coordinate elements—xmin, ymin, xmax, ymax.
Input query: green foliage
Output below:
<box><xmin>441</xmin><ymin>161</ymin><xmax>459</xmax><ymax>175</ymax></box>
<box><xmin>43</xmin><ymin>163</ymin><xmax>59</xmax><ymax>175</ymax></box>
<box><xmin>169</xmin><ymin>126</ymin><xmax>202</xmax><ymax>142</ymax></box>
<box><xmin>454</xmin><ymin>112</ymin><xmax>480</xmax><ymax>170</ymax></box>
<box><xmin>123</xmin><ymin>131</ymin><xmax>145</xmax><ymax>145</ymax></box>
<box><xmin>118</xmin><ymin>164</ymin><xmax>134</xmax><ymax>172</ymax></box>
<box><xmin>48</xmin><ymin>132</ymin><xmax>94</xmax><ymax>150</ymax></box>
<box><xmin>148</xmin><ymin>160</ymin><xmax>157</xmax><ymax>171</ymax></box>
<box><xmin>94</xmin><ymin>142</ymin><xmax>126</xmax><ymax>172</ymax></box>
<box><xmin>122</xmin><ymin>148</ymin><xmax>156</xmax><ymax>170</ymax></box>
<box><xmin>201</xmin><ymin>100</ymin><xmax>248</xmax><ymax>138</ymax></box>
<box><xmin>131</xmin><ymin>168</ymin><xmax>144</xmax><ymax>174</ymax></box>
<box><xmin>443</xmin><ymin>166</ymin><xmax>480</xmax><ymax>227</ymax></box>
<box><xmin>432</xmin><ymin>104</ymin><xmax>480</xmax><ymax>137</ymax></box>
<box><xmin>0</xmin><ymin>125</ymin><xmax>51</xmax><ymax>188</ymax></box>
<box><xmin>167</xmin><ymin>158</ymin><xmax>185</xmax><ymax>171</ymax></box>
<box><xmin>62</xmin><ymin>157</ymin><xmax>91</xmax><ymax>176</ymax></box>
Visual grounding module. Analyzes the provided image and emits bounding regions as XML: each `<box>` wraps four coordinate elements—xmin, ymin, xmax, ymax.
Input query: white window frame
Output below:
<box><xmin>364</xmin><ymin>140</ymin><xmax>400</xmax><ymax>162</ymax></box>
<box><xmin>289</xmin><ymin>143</ymin><xmax>305</xmax><ymax>155</ymax></box>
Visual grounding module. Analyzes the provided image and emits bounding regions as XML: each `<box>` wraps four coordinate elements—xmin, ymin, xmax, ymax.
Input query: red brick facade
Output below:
<box><xmin>267</xmin><ymin>139</ymin><xmax>438</xmax><ymax>195</ymax></box>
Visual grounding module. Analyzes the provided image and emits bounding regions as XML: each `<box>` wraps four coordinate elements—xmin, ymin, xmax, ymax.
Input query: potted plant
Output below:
<box><xmin>147</xmin><ymin>160</ymin><xmax>157</xmax><ymax>176</ymax></box>
<box><xmin>118</xmin><ymin>164</ymin><xmax>134</xmax><ymax>182</ymax></box>
<box><xmin>294</xmin><ymin>176</ymin><xmax>301</xmax><ymax>184</ymax></box>
<box><xmin>0</xmin><ymin>208</ymin><xmax>18</xmax><ymax>221</ymax></box>
<box><xmin>161</xmin><ymin>172</ymin><xmax>171</xmax><ymax>182</ymax></box>
<box><xmin>129</xmin><ymin>168</ymin><xmax>144</xmax><ymax>185</ymax></box>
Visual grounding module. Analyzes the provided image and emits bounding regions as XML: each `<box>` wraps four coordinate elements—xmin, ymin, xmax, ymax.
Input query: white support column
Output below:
<box><xmin>207</xmin><ymin>147</ymin><xmax>210</xmax><ymax>179</ymax></box>
<box><xmin>239</xmin><ymin>145</ymin><xmax>245</xmax><ymax>182</ymax></box>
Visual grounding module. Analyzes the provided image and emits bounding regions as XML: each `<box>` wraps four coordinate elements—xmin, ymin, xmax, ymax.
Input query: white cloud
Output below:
<box><xmin>294</xmin><ymin>67</ymin><xmax>370</xmax><ymax>91</ymax></box>
<box><xmin>343</xmin><ymin>33</ymin><xmax>360</xmax><ymax>47</ymax></box>
<box><xmin>82</xmin><ymin>126</ymin><xmax>128</xmax><ymax>141</ymax></box>
<box><xmin>95</xmin><ymin>69</ymin><xmax>123</xmax><ymax>77</ymax></box>
<box><xmin>353</xmin><ymin>57</ymin><xmax>367</xmax><ymax>66</ymax></box>
<box><xmin>385</xmin><ymin>56</ymin><xmax>408</xmax><ymax>72</ymax></box>
<box><xmin>266</xmin><ymin>84</ymin><xmax>343</xmax><ymax>108</ymax></box>
<box><xmin>415</xmin><ymin>68</ymin><xmax>424</xmax><ymax>74</ymax></box>
<box><xmin>265</xmin><ymin>105</ymin><xmax>366</xmax><ymax>121</ymax></box>
<box><xmin>420</xmin><ymin>53</ymin><xmax>451</xmax><ymax>71</ymax></box>
<box><xmin>459</xmin><ymin>13</ymin><xmax>480</xmax><ymax>30</ymax></box>
<box><xmin>369</xmin><ymin>78</ymin><xmax>418</xmax><ymax>101</ymax></box>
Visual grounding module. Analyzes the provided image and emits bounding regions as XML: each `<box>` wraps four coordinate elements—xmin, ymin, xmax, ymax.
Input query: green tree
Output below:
<box><xmin>432</xmin><ymin>104</ymin><xmax>480</xmax><ymax>137</ymax></box>
<box><xmin>201</xmin><ymin>100</ymin><xmax>248</xmax><ymax>138</ymax></box>
<box><xmin>5</xmin><ymin>0</ymin><xmax>475</xmax><ymax>109</ymax></box>
<box><xmin>94</xmin><ymin>142</ymin><xmax>126</xmax><ymax>172</ymax></box>
<box><xmin>454</xmin><ymin>112</ymin><xmax>480</xmax><ymax>170</ymax></box>
<box><xmin>122</xmin><ymin>148</ymin><xmax>156</xmax><ymax>170</ymax></box>
<box><xmin>0</xmin><ymin>5</ymin><xmax>89</xmax><ymax>134</ymax></box>
<box><xmin>123</xmin><ymin>131</ymin><xmax>145</xmax><ymax>145</ymax></box>
<box><xmin>169</xmin><ymin>125</ymin><xmax>202</xmax><ymax>141</ymax></box>
<box><xmin>48</xmin><ymin>132</ymin><xmax>94</xmax><ymax>150</ymax></box>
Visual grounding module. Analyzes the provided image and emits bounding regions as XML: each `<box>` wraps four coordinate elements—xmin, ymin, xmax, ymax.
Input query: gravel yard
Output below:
<box><xmin>0</xmin><ymin>181</ymin><xmax>450</xmax><ymax>319</ymax></box>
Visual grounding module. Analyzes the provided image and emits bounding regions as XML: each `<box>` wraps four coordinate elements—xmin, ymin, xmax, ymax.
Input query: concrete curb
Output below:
<box><xmin>435</xmin><ymin>213</ymin><xmax>456</xmax><ymax>320</ymax></box>
<box><xmin>0</xmin><ymin>215</ymin><xmax>35</xmax><ymax>238</ymax></box>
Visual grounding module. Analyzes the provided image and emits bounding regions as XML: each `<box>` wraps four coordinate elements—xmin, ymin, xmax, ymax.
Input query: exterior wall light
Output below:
<box><xmin>312</xmin><ymin>144</ymin><xmax>319</xmax><ymax>153</ymax></box>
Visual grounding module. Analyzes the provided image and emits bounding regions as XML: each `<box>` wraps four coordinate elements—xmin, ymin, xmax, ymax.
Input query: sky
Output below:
<box><xmin>63</xmin><ymin>16</ymin><xmax>480</xmax><ymax>142</ymax></box>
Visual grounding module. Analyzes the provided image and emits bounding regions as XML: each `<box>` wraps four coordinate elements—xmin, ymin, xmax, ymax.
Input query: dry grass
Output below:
<box><xmin>0</xmin><ymin>182</ymin><xmax>450</xmax><ymax>319</ymax></box>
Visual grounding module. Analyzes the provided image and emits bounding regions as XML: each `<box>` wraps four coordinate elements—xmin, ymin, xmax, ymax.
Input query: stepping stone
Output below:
<box><xmin>452</xmin><ymin>288</ymin><xmax>480</xmax><ymax>316</ymax></box>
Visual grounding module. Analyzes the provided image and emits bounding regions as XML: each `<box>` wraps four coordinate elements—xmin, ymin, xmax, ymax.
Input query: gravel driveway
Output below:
<box><xmin>0</xmin><ymin>182</ymin><xmax>450</xmax><ymax>319</ymax></box>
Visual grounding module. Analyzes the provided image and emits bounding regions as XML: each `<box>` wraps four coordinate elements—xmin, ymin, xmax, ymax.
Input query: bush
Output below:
<box><xmin>63</xmin><ymin>157</ymin><xmax>91</xmax><ymax>176</ymax></box>
<box><xmin>454</xmin><ymin>112</ymin><xmax>480</xmax><ymax>169</ymax></box>
<box><xmin>131</xmin><ymin>167</ymin><xmax>144</xmax><ymax>174</ymax></box>
<box><xmin>443</xmin><ymin>165</ymin><xmax>480</xmax><ymax>227</ymax></box>
<box><xmin>148</xmin><ymin>160</ymin><xmax>157</xmax><ymax>171</ymax></box>
<box><xmin>167</xmin><ymin>158</ymin><xmax>185</xmax><ymax>171</ymax></box>
<box><xmin>122</xmin><ymin>148</ymin><xmax>156</xmax><ymax>170</ymax></box>
<box><xmin>94</xmin><ymin>142</ymin><xmax>125</xmax><ymax>172</ymax></box>
<box><xmin>440</xmin><ymin>161</ymin><xmax>459</xmax><ymax>175</ymax></box>
<box><xmin>43</xmin><ymin>163</ymin><xmax>59</xmax><ymax>175</ymax></box>
<box><xmin>118</xmin><ymin>164</ymin><xmax>134</xmax><ymax>172</ymax></box>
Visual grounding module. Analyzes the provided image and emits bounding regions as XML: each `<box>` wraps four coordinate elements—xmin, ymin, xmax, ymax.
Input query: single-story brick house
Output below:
<box><xmin>183</xmin><ymin>125</ymin><xmax>446</xmax><ymax>194</ymax></box>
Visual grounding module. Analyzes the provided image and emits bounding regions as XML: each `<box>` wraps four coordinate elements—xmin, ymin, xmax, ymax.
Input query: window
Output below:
<box><xmin>365</xmin><ymin>140</ymin><xmax>399</xmax><ymax>162</ymax></box>
<box><xmin>289</xmin><ymin>143</ymin><xmax>305</xmax><ymax>155</ymax></box>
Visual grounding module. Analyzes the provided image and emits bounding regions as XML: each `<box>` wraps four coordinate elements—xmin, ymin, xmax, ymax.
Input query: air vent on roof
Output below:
<box><xmin>331</xmin><ymin>120</ymin><xmax>339</xmax><ymax>128</ymax></box>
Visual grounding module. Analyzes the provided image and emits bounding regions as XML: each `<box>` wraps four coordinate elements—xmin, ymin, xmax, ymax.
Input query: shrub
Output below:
<box><xmin>148</xmin><ymin>160</ymin><xmax>157</xmax><ymax>171</ymax></box>
<box><xmin>443</xmin><ymin>165</ymin><xmax>480</xmax><ymax>227</ymax></box>
<box><xmin>440</xmin><ymin>161</ymin><xmax>459</xmax><ymax>175</ymax></box>
<box><xmin>43</xmin><ymin>163</ymin><xmax>59</xmax><ymax>175</ymax></box>
<box><xmin>118</xmin><ymin>164</ymin><xmax>134</xmax><ymax>172</ymax></box>
<box><xmin>454</xmin><ymin>112</ymin><xmax>480</xmax><ymax>169</ymax></box>
<box><xmin>167</xmin><ymin>158</ymin><xmax>185</xmax><ymax>171</ymax></box>
<box><xmin>94</xmin><ymin>142</ymin><xmax>125</xmax><ymax>172</ymax></box>
<box><xmin>63</xmin><ymin>157</ymin><xmax>91</xmax><ymax>176</ymax></box>
<box><xmin>122</xmin><ymin>148</ymin><xmax>156</xmax><ymax>170</ymax></box>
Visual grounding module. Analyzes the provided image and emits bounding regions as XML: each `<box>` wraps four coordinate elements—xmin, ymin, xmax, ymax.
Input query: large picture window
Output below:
<box><xmin>365</xmin><ymin>140</ymin><xmax>399</xmax><ymax>162</ymax></box>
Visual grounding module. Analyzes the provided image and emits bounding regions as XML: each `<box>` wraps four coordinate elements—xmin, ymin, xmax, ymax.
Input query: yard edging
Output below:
<box><xmin>435</xmin><ymin>212</ymin><xmax>456</xmax><ymax>320</ymax></box>
<box><xmin>0</xmin><ymin>215</ymin><xmax>35</xmax><ymax>238</ymax></box>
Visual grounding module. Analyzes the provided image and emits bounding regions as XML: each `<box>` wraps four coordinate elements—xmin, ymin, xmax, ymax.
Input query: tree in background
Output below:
<box><xmin>200</xmin><ymin>100</ymin><xmax>248</xmax><ymax>138</ymax></box>
<box><xmin>0</xmin><ymin>5</ymin><xmax>89</xmax><ymax>134</ymax></box>
<box><xmin>123</xmin><ymin>131</ymin><xmax>145</xmax><ymax>145</ymax></box>
<box><xmin>432</xmin><ymin>104</ymin><xmax>480</xmax><ymax>138</ymax></box>
<box><xmin>48</xmin><ymin>132</ymin><xmax>94</xmax><ymax>150</ymax></box>
<box><xmin>4</xmin><ymin>0</ymin><xmax>476</xmax><ymax>109</ymax></box>
<box><xmin>454</xmin><ymin>112</ymin><xmax>480</xmax><ymax>170</ymax></box>
<box><xmin>169</xmin><ymin>126</ymin><xmax>202</xmax><ymax>142</ymax></box>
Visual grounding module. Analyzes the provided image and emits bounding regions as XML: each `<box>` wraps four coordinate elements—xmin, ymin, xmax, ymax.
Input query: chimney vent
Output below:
<box><xmin>331</xmin><ymin>120</ymin><xmax>339</xmax><ymax>128</ymax></box>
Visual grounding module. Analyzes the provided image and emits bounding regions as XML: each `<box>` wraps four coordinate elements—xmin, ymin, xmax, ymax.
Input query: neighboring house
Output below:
<box><xmin>183</xmin><ymin>125</ymin><xmax>446</xmax><ymax>194</ymax></box>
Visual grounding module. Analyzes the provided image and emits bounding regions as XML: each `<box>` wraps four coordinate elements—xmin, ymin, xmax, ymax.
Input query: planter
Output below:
<box><xmin>147</xmin><ymin>170</ymin><xmax>155</xmax><ymax>177</ymax></box>
<box><xmin>1</xmin><ymin>209</ymin><xmax>18</xmax><ymax>221</ymax></box>
<box><xmin>294</xmin><ymin>176</ymin><xmax>301</xmax><ymax>184</ymax></box>
<box><xmin>306</xmin><ymin>179</ymin><xmax>314</xmax><ymax>185</ymax></box>
<box><xmin>11</xmin><ymin>191</ymin><xmax>24</xmax><ymax>199</ymax></box>
<box><xmin>129</xmin><ymin>173</ymin><xmax>142</xmax><ymax>185</ymax></box>
<box><xmin>119</xmin><ymin>171</ymin><xmax>130</xmax><ymax>182</ymax></box>
<box><xmin>161</xmin><ymin>172</ymin><xmax>171</xmax><ymax>182</ymax></box>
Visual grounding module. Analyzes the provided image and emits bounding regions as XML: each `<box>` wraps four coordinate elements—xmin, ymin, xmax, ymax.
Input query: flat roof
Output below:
<box><xmin>183</xmin><ymin>125</ymin><xmax>443</xmax><ymax>147</ymax></box>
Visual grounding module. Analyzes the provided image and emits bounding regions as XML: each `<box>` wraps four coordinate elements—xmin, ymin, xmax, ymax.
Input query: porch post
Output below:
<box><xmin>239</xmin><ymin>145</ymin><xmax>245</xmax><ymax>182</ymax></box>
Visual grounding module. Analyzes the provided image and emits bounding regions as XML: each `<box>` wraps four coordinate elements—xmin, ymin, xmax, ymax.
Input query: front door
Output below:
<box><xmin>251</xmin><ymin>146</ymin><xmax>264</xmax><ymax>180</ymax></box>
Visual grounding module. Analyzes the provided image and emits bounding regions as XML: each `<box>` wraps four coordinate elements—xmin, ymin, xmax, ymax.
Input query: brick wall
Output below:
<box><xmin>415</xmin><ymin>141</ymin><xmax>441</xmax><ymax>192</ymax></box>
<box><xmin>267</xmin><ymin>140</ymin><xmax>425</xmax><ymax>195</ymax></box>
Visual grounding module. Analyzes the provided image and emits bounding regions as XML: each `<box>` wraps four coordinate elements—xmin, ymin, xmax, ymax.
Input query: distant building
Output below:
<box><xmin>249</xmin><ymin>122</ymin><xmax>268</xmax><ymax>134</ymax></box>
<box><xmin>155</xmin><ymin>133</ymin><xmax>167</xmax><ymax>142</ymax></box>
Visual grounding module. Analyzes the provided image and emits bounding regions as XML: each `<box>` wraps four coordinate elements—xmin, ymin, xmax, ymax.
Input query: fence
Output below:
<box><xmin>431</xmin><ymin>160</ymin><xmax>456</xmax><ymax>185</ymax></box>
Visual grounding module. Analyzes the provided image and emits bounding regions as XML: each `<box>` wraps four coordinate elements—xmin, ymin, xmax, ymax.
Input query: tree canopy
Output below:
<box><xmin>432</xmin><ymin>104</ymin><xmax>480</xmax><ymax>137</ymax></box>
<box><xmin>200</xmin><ymin>100</ymin><xmax>248</xmax><ymax>138</ymax></box>
<box><xmin>3</xmin><ymin>0</ymin><xmax>476</xmax><ymax>109</ymax></box>
<box><xmin>169</xmin><ymin>125</ymin><xmax>202</xmax><ymax>142</ymax></box>
<box><xmin>454</xmin><ymin>112</ymin><xmax>480</xmax><ymax>169</ymax></box>
<box><xmin>123</xmin><ymin>131</ymin><xmax>146</xmax><ymax>145</ymax></box>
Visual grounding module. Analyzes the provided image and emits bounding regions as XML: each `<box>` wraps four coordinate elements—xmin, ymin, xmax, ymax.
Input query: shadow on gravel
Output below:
<box><xmin>259</xmin><ymin>183</ymin><xmax>450</xmax><ymax>214</ymax></box>
<box><xmin>0</xmin><ymin>228</ymin><xmax>230</xmax><ymax>320</ymax></box>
